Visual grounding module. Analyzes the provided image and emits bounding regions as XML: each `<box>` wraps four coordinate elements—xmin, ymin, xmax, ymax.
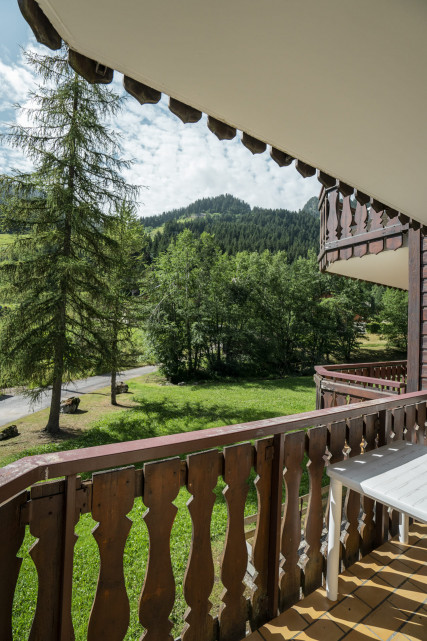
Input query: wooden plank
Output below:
<box><xmin>182</xmin><ymin>450</ymin><xmax>218</xmax><ymax>641</ymax></box>
<box><xmin>219</xmin><ymin>443</ymin><xmax>252</xmax><ymax>641</ymax></box>
<box><xmin>139</xmin><ymin>458</ymin><xmax>181</xmax><ymax>641</ymax></box>
<box><xmin>327</xmin><ymin>190</ymin><xmax>339</xmax><ymax>243</ymax></box>
<box><xmin>407</xmin><ymin>229</ymin><xmax>422</xmax><ymax>392</ymax></box>
<box><xmin>88</xmin><ymin>467</ymin><xmax>135</xmax><ymax>641</ymax></box>
<box><xmin>302</xmin><ymin>425</ymin><xmax>327</xmax><ymax>596</ymax></box>
<box><xmin>279</xmin><ymin>431</ymin><xmax>305</xmax><ymax>611</ymax></box>
<box><xmin>28</xmin><ymin>482</ymin><xmax>73</xmax><ymax>641</ymax></box>
<box><xmin>375</xmin><ymin>411</ymin><xmax>389</xmax><ymax>546</ymax></box>
<box><xmin>250</xmin><ymin>439</ymin><xmax>273</xmax><ymax>630</ymax></box>
<box><xmin>405</xmin><ymin>404</ymin><xmax>417</xmax><ymax>444</ymax></box>
<box><xmin>0</xmin><ymin>490</ymin><xmax>27</xmax><ymax>641</ymax></box>
<box><xmin>417</xmin><ymin>402</ymin><xmax>427</xmax><ymax>445</ymax></box>
<box><xmin>342</xmin><ymin>417</ymin><xmax>363</xmax><ymax>568</ymax></box>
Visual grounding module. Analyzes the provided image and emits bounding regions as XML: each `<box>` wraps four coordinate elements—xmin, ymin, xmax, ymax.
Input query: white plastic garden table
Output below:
<box><xmin>326</xmin><ymin>440</ymin><xmax>427</xmax><ymax>601</ymax></box>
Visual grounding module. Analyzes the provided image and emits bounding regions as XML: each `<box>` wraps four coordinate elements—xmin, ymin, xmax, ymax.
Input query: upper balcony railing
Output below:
<box><xmin>0</xmin><ymin>387</ymin><xmax>424</xmax><ymax>641</ymax></box>
<box><xmin>318</xmin><ymin>187</ymin><xmax>409</xmax><ymax>272</ymax></box>
<box><xmin>314</xmin><ymin>360</ymin><xmax>407</xmax><ymax>409</ymax></box>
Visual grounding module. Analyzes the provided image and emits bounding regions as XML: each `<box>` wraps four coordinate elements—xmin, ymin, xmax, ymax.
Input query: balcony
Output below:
<box><xmin>315</xmin><ymin>360</ymin><xmax>407</xmax><ymax>409</ymax></box>
<box><xmin>1</xmin><ymin>389</ymin><xmax>426</xmax><ymax>641</ymax></box>
<box><xmin>318</xmin><ymin>187</ymin><xmax>409</xmax><ymax>289</ymax></box>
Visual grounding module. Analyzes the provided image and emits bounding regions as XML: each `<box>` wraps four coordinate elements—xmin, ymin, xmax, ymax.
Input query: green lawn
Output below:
<box><xmin>10</xmin><ymin>375</ymin><xmax>316</xmax><ymax>640</ymax></box>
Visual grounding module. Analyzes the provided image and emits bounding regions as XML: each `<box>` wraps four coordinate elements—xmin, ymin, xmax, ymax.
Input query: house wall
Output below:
<box><xmin>407</xmin><ymin>229</ymin><xmax>427</xmax><ymax>392</ymax></box>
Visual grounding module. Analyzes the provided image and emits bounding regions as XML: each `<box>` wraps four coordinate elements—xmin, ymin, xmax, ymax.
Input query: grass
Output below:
<box><xmin>0</xmin><ymin>233</ymin><xmax>13</xmax><ymax>246</ymax></box>
<box><xmin>7</xmin><ymin>373</ymin><xmax>316</xmax><ymax>640</ymax></box>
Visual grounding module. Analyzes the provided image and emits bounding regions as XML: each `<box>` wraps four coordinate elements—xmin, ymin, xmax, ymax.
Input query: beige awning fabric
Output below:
<box><xmin>19</xmin><ymin>0</ymin><xmax>427</xmax><ymax>225</ymax></box>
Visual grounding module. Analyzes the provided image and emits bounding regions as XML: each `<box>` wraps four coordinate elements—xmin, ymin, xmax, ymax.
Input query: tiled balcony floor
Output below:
<box><xmin>248</xmin><ymin>522</ymin><xmax>427</xmax><ymax>641</ymax></box>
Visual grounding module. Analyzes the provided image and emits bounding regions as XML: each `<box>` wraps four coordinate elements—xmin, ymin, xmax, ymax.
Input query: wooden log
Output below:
<box><xmin>241</xmin><ymin>133</ymin><xmax>266</xmax><ymax>155</ymax></box>
<box><xmin>302</xmin><ymin>425</ymin><xmax>327</xmax><ymax>596</ymax></box>
<box><xmin>354</xmin><ymin>190</ymin><xmax>370</xmax><ymax>205</ymax></box>
<box><xmin>207</xmin><ymin>117</ymin><xmax>236</xmax><ymax>140</ymax></box>
<box><xmin>169</xmin><ymin>98</ymin><xmax>202</xmax><ymax>124</ymax></box>
<box><xmin>342</xmin><ymin>417</ymin><xmax>363</xmax><ymax>568</ymax></box>
<box><xmin>270</xmin><ymin>147</ymin><xmax>294</xmax><ymax>167</ymax></box>
<box><xmin>182</xmin><ymin>450</ymin><xmax>218</xmax><ymax>641</ymax></box>
<box><xmin>337</xmin><ymin>181</ymin><xmax>354</xmax><ymax>198</ymax></box>
<box><xmin>279</xmin><ymin>431</ymin><xmax>304</xmax><ymax>611</ymax></box>
<box><xmin>68</xmin><ymin>50</ymin><xmax>114</xmax><ymax>84</ymax></box>
<box><xmin>295</xmin><ymin>160</ymin><xmax>316</xmax><ymax>178</ymax></box>
<box><xmin>317</xmin><ymin>171</ymin><xmax>336</xmax><ymax>189</ymax></box>
<box><xmin>123</xmin><ymin>76</ymin><xmax>161</xmax><ymax>104</ymax></box>
<box><xmin>18</xmin><ymin>0</ymin><xmax>61</xmax><ymax>50</ymax></box>
<box><xmin>0</xmin><ymin>490</ymin><xmax>27</xmax><ymax>641</ymax></box>
<box><xmin>250</xmin><ymin>439</ymin><xmax>273</xmax><ymax>630</ymax></box>
<box><xmin>88</xmin><ymin>468</ymin><xmax>135</xmax><ymax>641</ymax></box>
<box><xmin>139</xmin><ymin>458</ymin><xmax>181</xmax><ymax>641</ymax></box>
<box><xmin>219</xmin><ymin>443</ymin><xmax>252</xmax><ymax>641</ymax></box>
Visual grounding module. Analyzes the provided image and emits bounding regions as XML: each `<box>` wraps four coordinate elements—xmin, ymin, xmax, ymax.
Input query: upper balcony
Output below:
<box><xmin>318</xmin><ymin>187</ymin><xmax>410</xmax><ymax>289</ymax></box>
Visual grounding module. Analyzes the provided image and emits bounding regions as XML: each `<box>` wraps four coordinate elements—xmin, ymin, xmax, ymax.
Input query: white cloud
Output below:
<box><xmin>0</xmin><ymin>52</ymin><xmax>319</xmax><ymax>216</ymax></box>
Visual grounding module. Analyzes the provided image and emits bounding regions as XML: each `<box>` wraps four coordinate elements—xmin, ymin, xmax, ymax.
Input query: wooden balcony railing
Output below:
<box><xmin>314</xmin><ymin>360</ymin><xmax>407</xmax><ymax>409</ymax></box>
<box><xmin>0</xmin><ymin>389</ymin><xmax>425</xmax><ymax>641</ymax></box>
<box><xmin>318</xmin><ymin>186</ymin><xmax>409</xmax><ymax>272</ymax></box>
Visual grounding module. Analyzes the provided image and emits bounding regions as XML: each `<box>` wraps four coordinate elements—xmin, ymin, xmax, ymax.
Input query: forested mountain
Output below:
<box><xmin>144</xmin><ymin>194</ymin><xmax>320</xmax><ymax>261</ymax></box>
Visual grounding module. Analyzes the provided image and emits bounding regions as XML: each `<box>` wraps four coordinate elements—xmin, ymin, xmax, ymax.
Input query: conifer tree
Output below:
<box><xmin>0</xmin><ymin>48</ymin><xmax>137</xmax><ymax>433</ymax></box>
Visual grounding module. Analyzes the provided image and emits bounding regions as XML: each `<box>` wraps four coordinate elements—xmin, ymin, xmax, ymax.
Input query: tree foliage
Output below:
<box><xmin>0</xmin><ymin>48</ymin><xmax>137</xmax><ymax>432</ymax></box>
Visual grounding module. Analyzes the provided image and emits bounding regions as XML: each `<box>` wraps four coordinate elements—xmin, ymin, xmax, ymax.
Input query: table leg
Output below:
<box><xmin>399</xmin><ymin>512</ymin><xmax>409</xmax><ymax>544</ymax></box>
<box><xmin>326</xmin><ymin>478</ymin><xmax>342</xmax><ymax>601</ymax></box>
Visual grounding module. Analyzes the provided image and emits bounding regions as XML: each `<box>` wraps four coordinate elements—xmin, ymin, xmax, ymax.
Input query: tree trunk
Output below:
<box><xmin>111</xmin><ymin>369</ymin><xmax>117</xmax><ymax>405</ymax></box>
<box><xmin>46</xmin><ymin>344</ymin><xmax>64</xmax><ymax>434</ymax></box>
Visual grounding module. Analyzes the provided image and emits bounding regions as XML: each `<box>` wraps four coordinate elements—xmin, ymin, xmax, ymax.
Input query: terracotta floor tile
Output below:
<box><xmin>403</xmin><ymin>565</ymin><xmax>427</xmax><ymax>591</ymax></box>
<box><xmin>379</xmin><ymin>559</ymin><xmax>414</xmax><ymax>588</ymax></box>
<box><xmin>340</xmin><ymin>624</ymin><xmax>383</xmax><ymax>640</ymax></box>
<box><xmin>400</xmin><ymin>546</ymin><xmax>427</xmax><ymax>569</ymax></box>
<box><xmin>347</xmin><ymin>554</ymin><xmax>385</xmax><ymax>581</ymax></box>
<box><xmin>370</xmin><ymin>543</ymin><xmax>405</xmax><ymax>566</ymax></box>
<box><xmin>387</xmin><ymin>579</ymin><xmax>427</xmax><ymax>614</ymax></box>
<box><xmin>338</xmin><ymin>570</ymin><xmax>364</xmax><ymax>598</ymax></box>
<box><xmin>293</xmin><ymin>588</ymin><xmax>332</xmax><ymax>624</ymax></box>
<box><xmin>245</xmin><ymin>632</ymin><xmax>264</xmax><ymax>641</ymax></box>
<box><xmin>363</xmin><ymin>600</ymin><xmax>409</xmax><ymax>641</ymax></box>
<box><xmin>259</xmin><ymin>607</ymin><xmax>309</xmax><ymax>640</ymax></box>
<box><xmin>325</xmin><ymin>594</ymin><xmax>371</xmax><ymax>632</ymax></box>
<box><xmin>353</xmin><ymin>576</ymin><xmax>394</xmax><ymax>609</ymax></box>
<box><xmin>398</xmin><ymin>607</ymin><xmax>427</xmax><ymax>641</ymax></box>
<box><xmin>292</xmin><ymin>618</ymin><xmax>343</xmax><ymax>641</ymax></box>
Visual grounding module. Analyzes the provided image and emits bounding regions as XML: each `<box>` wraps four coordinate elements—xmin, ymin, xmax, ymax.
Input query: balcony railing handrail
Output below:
<box><xmin>320</xmin><ymin>360</ymin><xmax>407</xmax><ymax>371</ymax></box>
<box><xmin>314</xmin><ymin>365</ymin><xmax>406</xmax><ymax>390</ymax></box>
<box><xmin>1</xmin><ymin>389</ymin><xmax>426</xmax><ymax>506</ymax></box>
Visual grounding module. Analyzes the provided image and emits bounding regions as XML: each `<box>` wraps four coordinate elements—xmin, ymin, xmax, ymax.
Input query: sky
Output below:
<box><xmin>0</xmin><ymin>1</ymin><xmax>318</xmax><ymax>218</ymax></box>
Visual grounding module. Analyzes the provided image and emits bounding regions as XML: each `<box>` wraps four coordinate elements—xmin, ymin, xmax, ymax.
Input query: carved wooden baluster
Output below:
<box><xmin>219</xmin><ymin>443</ymin><xmax>252</xmax><ymax>641</ymax></box>
<box><xmin>28</xmin><ymin>480</ymin><xmax>78</xmax><ymax>641</ymax></box>
<box><xmin>374</xmin><ymin>410</ymin><xmax>391</xmax><ymax>546</ymax></box>
<box><xmin>393</xmin><ymin>407</ymin><xmax>405</xmax><ymax>442</ymax></box>
<box><xmin>182</xmin><ymin>450</ymin><xmax>218</xmax><ymax>641</ymax></box>
<box><xmin>342</xmin><ymin>417</ymin><xmax>363</xmax><ymax>568</ymax></box>
<box><xmin>406</xmin><ymin>404</ymin><xmax>418</xmax><ymax>444</ymax></box>
<box><xmin>250</xmin><ymin>439</ymin><xmax>273</xmax><ymax>630</ymax></box>
<box><xmin>139</xmin><ymin>458</ymin><xmax>181</xmax><ymax>641</ymax></box>
<box><xmin>360</xmin><ymin>414</ymin><xmax>377</xmax><ymax>555</ymax></box>
<box><xmin>369</xmin><ymin>202</ymin><xmax>385</xmax><ymax>254</ymax></box>
<box><xmin>88</xmin><ymin>467</ymin><xmax>135</xmax><ymax>641</ymax></box>
<box><xmin>417</xmin><ymin>402</ymin><xmax>427</xmax><ymax>445</ymax></box>
<box><xmin>302</xmin><ymin>425</ymin><xmax>327</xmax><ymax>596</ymax></box>
<box><xmin>339</xmin><ymin>196</ymin><xmax>353</xmax><ymax>260</ymax></box>
<box><xmin>0</xmin><ymin>490</ymin><xmax>27</xmax><ymax>641</ymax></box>
<box><xmin>279</xmin><ymin>431</ymin><xmax>305</xmax><ymax>611</ymax></box>
<box><xmin>326</xmin><ymin>190</ymin><xmax>339</xmax><ymax>263</ymax></box>
<box><xmin>324</xmin><ymin>421</ymin><xmax>346</xmax><ymax>562</ymax></box>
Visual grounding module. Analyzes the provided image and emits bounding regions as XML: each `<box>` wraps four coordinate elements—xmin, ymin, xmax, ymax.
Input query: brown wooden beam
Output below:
<box><xmin>207</xmin><ymin>116</ymin><xmax>236</xmax><ymax>140</ymax></box>
<box><xmin>123</xmin><ymin>77</ymin><xmax>161</xmax><ymax>104</ymax></box>
<box><xmin>407</xmin><ymin>228</ymin><xmax>421</xmax><ymax>392</ymax></box>
<box><xmin>18</xmin><ymin>0</ymin><xmax>61</xmax><ymax>50</ymax></box>
<box><xmin>270</xmin><ymin>147</ymin><xmax>294</xmax><ymax>167</ymax></box>
<box><xmin>169</xmin><ymin>98</ymin><xmax>202</xmax><ymax>123</ymax></box>
<box><xmin>242</xmin><ymin>132</ymin><xmax>267</xmax><ymax>154</ymax></box>
<box><xmin>68</xmin><ymin>50</ymin><xmax>114</xmax><ymax>84</ymax></box>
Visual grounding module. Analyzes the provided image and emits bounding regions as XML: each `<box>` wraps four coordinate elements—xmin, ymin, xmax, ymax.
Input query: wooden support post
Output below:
<box><xmin>407</xmin><ymin>228</ymin><xmax>421</xmax><ymax>392</ymax></box>
<box><xmin>267</xmin><ymin>434</ymin><xmax>284</xmax><ymax>619</ymax></box>
<box><xmin>60</xmin><ymin>474</ymin><xmax>77</xmax><ymax>641</ymax></box>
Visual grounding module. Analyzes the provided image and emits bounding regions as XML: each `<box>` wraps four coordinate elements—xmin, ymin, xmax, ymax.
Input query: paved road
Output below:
<box><xmin>0</xmin><ymin>365</ymin><xmax>158</xmax><ymax>427</ymax></box>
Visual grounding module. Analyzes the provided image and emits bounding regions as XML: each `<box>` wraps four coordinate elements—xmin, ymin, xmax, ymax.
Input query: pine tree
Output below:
<box><xmin>101</xmin><ymin>204</ymin><xmax>147</xmax><ymax>404</ymax></box>
<box><xmin>0</xmin><ymin>48</ymin><xmax>137</xmax><ymax>433</ymax></box>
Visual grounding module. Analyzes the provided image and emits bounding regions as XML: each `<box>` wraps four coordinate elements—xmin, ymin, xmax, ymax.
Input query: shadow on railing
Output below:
<box><xmin>314</xmin><ymin>360</ymin><xmax>407</xmax><ymax>409</ymax></box>
<box><xmin>0</xmin><ymin>389</ymin><xmax>424</xmax><ymax>641</ymax></box>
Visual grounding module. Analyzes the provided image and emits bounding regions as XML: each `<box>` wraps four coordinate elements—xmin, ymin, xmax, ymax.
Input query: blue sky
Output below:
<box><xmin>0</xmin><ymin>1</ymin><xmax>318</xmax><ymax>217</ymax></box>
